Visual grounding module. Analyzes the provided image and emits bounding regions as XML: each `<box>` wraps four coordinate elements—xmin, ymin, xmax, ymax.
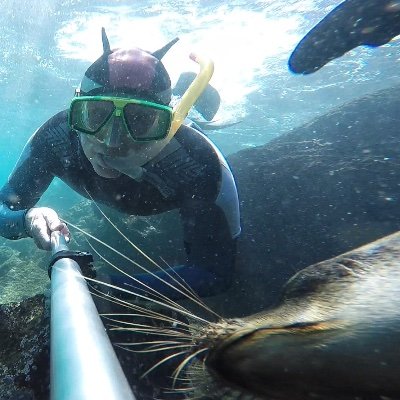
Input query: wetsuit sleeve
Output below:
<box><xmin>0</xmin><ymin>130</ymin><xmax>54</xmax><ymax>239</ymax></box>
<box><xmin>0</xmin><ymin>200</ymin><xmax>28</xmax><ymax>240</ymax></box>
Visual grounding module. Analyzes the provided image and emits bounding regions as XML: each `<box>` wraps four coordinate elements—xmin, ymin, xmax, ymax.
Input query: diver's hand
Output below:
<box><xmin>25</xmin><ymin>207</ymin><xmax>71</xmax><ymax>251</ymax></box>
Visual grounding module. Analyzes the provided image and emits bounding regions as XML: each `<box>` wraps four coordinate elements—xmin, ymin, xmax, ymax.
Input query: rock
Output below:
<box><xmin>0</xmin><ymin>295</ymin><xmax>49</xmax><ymax>400</ymax></box>
<box><xmin>227</xmin><ymin>85</ymin><xmax>400</xmax><ymax>314</ymax></box>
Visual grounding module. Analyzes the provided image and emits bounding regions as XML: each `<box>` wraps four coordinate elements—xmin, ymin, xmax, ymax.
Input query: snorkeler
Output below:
<box><xmin>289</xmin><ymin>0</ymin><xmax>400</xmax><ymax>74</ymax></box>
<box><xmin>0</xmin><ymin>28</ymin><xmax>241</xmax><ymax>300</ymax></box>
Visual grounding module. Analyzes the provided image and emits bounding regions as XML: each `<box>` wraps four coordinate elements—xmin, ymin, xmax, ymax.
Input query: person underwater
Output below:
<box><xmin>0</xmin><ymin>28</ymin><xmax>241</xmax><ymax>300</ymax></box>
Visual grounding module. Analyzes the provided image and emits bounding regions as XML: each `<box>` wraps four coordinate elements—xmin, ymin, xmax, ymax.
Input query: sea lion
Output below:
<box><xmin>72</xmin><ymin>215</ymin><xmax>400</xmax><ymax>399</ymax></box>
<box><xmin>186</xmin><ymin>232</ymin><xmax>400</xmax><ymax>399</ymax></box>
<box><xmin>127</xmin><ymin>231</ymin><xmax>400</xmax><ymax>400</ymax></box>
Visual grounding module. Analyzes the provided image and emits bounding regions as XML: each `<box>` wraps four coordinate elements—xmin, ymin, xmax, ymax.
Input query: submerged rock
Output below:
<box><xmin>0</xmin><ymin>295</ymin><xmax>49</xmax><ymax>400</ymax></box>
<box><xmin>228</xmin><ymin>86</ymin><xmax>400</xmax><ymax>314</ymax></box>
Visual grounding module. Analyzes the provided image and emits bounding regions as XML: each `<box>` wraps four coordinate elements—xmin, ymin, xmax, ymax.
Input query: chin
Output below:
<box><xmin>93</xmin><ymin>164</ymin><xmax>122</xmax><ymax>179</ymax></box>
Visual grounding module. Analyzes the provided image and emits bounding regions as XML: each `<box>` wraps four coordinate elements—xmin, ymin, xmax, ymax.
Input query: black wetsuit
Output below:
<box><xmin>0</xmin><ymin>110</ymin><xmax>241</xmax><ymax>299</ymax></box>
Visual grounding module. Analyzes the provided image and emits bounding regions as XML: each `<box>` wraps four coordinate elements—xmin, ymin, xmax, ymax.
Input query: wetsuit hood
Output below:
<box><xmin>79</xmin><ymin>28</ymin><xmax>179</xmax><ymax>105</ymax></box>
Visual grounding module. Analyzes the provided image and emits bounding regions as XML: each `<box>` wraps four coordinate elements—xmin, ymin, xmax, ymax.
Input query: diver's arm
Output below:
<box><xmin>121</xmin><ymin>200</ymin><xmax>238</xmax><ymax>300</ymax></box>
<box><xmin>0</xmin><ymin>127</ymin><xmax>59</xmax><ymax>243</ymax></box>
<box><xmin>179</xmin><ymin>201</ymin><xmax>238</xmax><ymax>297</ymax></box>
<box><xmin>175</xmin><ymin>160</ymin><xmax>241</xmax><ymax>297</ymax></box>
<box><xmin>129</xmin><ymin>152</ymin><xmax>241</xmax><ymax>300</ymax></box>
<box><xmin>0</xmin><ymin>200</ymin><xmax>28</xmax><ymax>239</ymax></box>
<box><xmin>0</xmin><ymin>187</ymin><xmax>70</xmax><ymax>249</ymax></box>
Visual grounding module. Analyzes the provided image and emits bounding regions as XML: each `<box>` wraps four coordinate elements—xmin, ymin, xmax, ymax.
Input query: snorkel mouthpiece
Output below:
<box><xmin>167</xmin><ymin>53</ymin><xmax>214</xmax><ymax>141</ymax></box>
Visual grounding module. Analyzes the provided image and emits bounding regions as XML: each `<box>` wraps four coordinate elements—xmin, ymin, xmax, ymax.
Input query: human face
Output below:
<box><xmin>79</xmin><ymin>107</ymin><xmax>171</xmax><ymax>179</ymax></box>
<box><xmin>73</xmin><ymin>96</ymin><xmax>173</xmax><ymax>178</ymax></box>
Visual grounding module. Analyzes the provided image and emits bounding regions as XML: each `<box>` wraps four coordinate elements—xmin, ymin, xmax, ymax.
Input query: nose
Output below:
<box><xmin>98</xmin><ymin>117</ymin><xmax>127</xmax><ymax>148</ymax></box>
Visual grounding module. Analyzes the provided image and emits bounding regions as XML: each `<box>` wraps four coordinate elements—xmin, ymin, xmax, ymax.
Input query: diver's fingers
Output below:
<box><xmin>43</xmin><ymin>208</ymin><xmax>71</xmax><ymax>243</ymax></box>
<box><xmin>26</xmin><ymin>209</ymin><xmax>52</xmax><ymax>250</ymax></box>
<box><xmin>25</xmin><ymin>207</ymin><xmax>70</xmax><ymax>250</ymax></box>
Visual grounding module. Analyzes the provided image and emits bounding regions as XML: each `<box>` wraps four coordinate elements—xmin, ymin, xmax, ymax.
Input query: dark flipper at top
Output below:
<box><xmin>173</xmin><ymin>71</ymin><xmax>221</xmax><ymax>121</ymax></box>
<box><xmin>289</xmin><ymin>0</ymin><xmax>400</xmax><ymax>74</ymax></box>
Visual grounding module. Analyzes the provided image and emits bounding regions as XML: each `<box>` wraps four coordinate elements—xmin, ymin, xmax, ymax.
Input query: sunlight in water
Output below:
<box><xmin>55</xmin><ymin>4</ymin><xmax>303</xmax><ymax>121</ymax></box>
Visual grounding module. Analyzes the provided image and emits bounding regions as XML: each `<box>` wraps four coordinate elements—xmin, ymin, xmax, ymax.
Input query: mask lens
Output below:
<box><xmin>70</xmin><ymin>100</ymin><xmax>114</xmax><ymax>133</ymax></box>
<box><xmin>123</xmin><ymin>103</ymin><xmax>172</xmax><ymax>141</ymax></box>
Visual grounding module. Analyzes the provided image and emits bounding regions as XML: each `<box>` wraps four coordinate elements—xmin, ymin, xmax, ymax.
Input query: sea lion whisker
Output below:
<box><xmin>66</xmin><ymin>220</ymin><xmax>178</xmax><ymax>301</ymax></box>
<box><xmin>172</xmin><ymin>348</ymin><xmax>209</xmax><ymax>388</ymax></box>
<box><xmin>98</xmin><ymin>300</ymin><xmax>208</xmax><ymax>333</ymax></box>
<box><xmin>158</xmin><ymin>255</ymin><xmax>220</xmax><ymax>319</ymax></box>
<box><xmin>84</xmin><ymin>274</ymin><xmax>210</xmax><ymax>324</ymax></box>
<box><xmin>85</xmin><ymin>191</ymin><xmax>161</xmax><ymax>268</ymax></box>
<box><xmin>107</xmin><ymin>322</ymin><xmax>193</xmax><ymax>338</ymax></box>
<box><xmin>100</xmin><ymin>312</ymin><xmax>195</xmax><ymax>330</ymax></box>
<box><xmin>91</xmin><ymin>290</ymin><xmax>189</xmax><ymax>333</ymax></box>
<box><xmin>145</xmin><ymin>343</ymin><xmax>192</xmax><ymax>351</ymax></box>
<box><xmin>101</xmin><ymin>309</ymin><xmax>190</xmax><ymax>327</ymax></box>
<box><xmin>91</xmin><ymin>289</ymin><xmax>190</xmax><ymax>326</ymax></box>
<box><xmin>162</xmin><ymin>387</ymin><xmax>196</xmax><ymax>396</ymax></box>
<box><xmin>140</xmin><ymin>350</ymin><xmax>190</xmax><ymax>379</ymax></box>
<box><xmin>86</xmin><ymin>238</ymin><xmax>193</xmax><ymax>314</ymax></box>
<box><xmin>106</xmin><ymin>323</ymin><xmax>192</xmax><ymax>337</ymax></box>
<box><xmin>102</xmin><ymin>317</ymin><xmax>184</xmax><ymax>331</ymax></box>
<box><xmin>165</xmin><ymin>376</ymin><xmax>193</xmax><ymax>383</ymax></box>
<box><xmin>163</xmin><ymin>389</ymin><xmax>194</xmax><ymax>395</ymax></box>
<box><xmin>120</xmin><ymin>330</ymin><xmax>190</xmax><ymax>340</ymax></box>
<box><xmin>109</xmin><ymin>328</ymin><xmax>192</xmax><ymax>340</ymax></box>
<box><xmin>108</xmin><ymin>322</ymin><xmax>193</xmax><ymax>338</ymax></box>
<box><xmin>140</xmin><ymin>343</ymin><xmax>193</xmax><ymax>351</ymax></box>
<box><xmin>66</xmin><ymin>220</ymin><xmax>214</xmax><ymax>320</ymax></box>
<box><xmin>91</xmin><ymin>288</ymin><xmax>184</xmax><ymax>320</ymax></box>
<box><xmin>64</xmin><ymin>220</ymin><xmax>144</xmax><ymax>273</ymax></box>
<box><xmin>115</xmin><ymin>340</ymin><xmax>189</xmax><ymax>347</ymax></box>
<box><xmin>89</xmin><ymin>283</ymin><xmax>161</xmax><ymax>314</ymax></box>
<box><xmin>118</xmin><ymin>344</ymin><xmax>192</xmax><ymax>354</ymax></box>
<box><xmin>103</xmin><ymin>318</ymin><xmax>193</xmax><ymax>339</ymax></box>
<box><xmin>111</xmin><ymin>324</ymin><xmax>193</xmax><ymax>343</ymax></box>
<box><xmin>80</xmin><ymin>200</ymin><xmax>220</xmax><ymax>317</ymax></box>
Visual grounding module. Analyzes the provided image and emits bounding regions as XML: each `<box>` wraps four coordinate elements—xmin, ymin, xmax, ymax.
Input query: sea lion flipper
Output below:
<box><xmin>289</xmin><ymin>0</ymin><xmax>400</xmax><ymax>74</ymax></box>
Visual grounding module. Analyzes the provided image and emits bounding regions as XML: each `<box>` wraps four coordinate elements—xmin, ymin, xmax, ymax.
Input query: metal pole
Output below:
<box><xmin>50</xmin><ymin>231</ymin><xmax>136</xmax><ymax>400</ymax></box>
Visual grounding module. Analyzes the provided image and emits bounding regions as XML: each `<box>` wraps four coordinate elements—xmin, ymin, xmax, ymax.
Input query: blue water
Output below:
<box><xmin>1</xmin><ymin>0</ymin><xmax>400</xmax><ymax>189</ymax></box>
<box><xmin>1</xmin><ymin>2</ymin><xmax>400</xmax><ymax>396</ymax></box>
<box><xmin>1</xmin><ymin>0</ymin><xmax>400</xmax><ymax>289</ymax></box>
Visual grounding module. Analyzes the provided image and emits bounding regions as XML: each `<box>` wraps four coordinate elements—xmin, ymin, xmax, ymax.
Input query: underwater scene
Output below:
<box><xmin>1</xmin><ymin>0</ymin><xmax>400</xmax><ymax>399</ymax></box>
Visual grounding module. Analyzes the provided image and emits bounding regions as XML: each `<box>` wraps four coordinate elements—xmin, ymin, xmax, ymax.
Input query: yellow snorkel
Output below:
<box><xmin>123</xmin><ymin>52</ymin><xmax>214</xmax><ymax>168</ymax></box>
<box><xmin>166</xmin><ymin>53</ymin><xmax>214</xmax><ymax>141</ymax></box>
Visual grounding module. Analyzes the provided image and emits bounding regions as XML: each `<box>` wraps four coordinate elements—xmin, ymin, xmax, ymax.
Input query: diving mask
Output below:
<box><xmin>69</xmin><ymin>97</ymin><xmax>173</xmax><ymax>142</ymax></box>
<box><xmin>68</xmin><ymin>53</ymin><xmax>214</xmax><ymax>145</ymax></box>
